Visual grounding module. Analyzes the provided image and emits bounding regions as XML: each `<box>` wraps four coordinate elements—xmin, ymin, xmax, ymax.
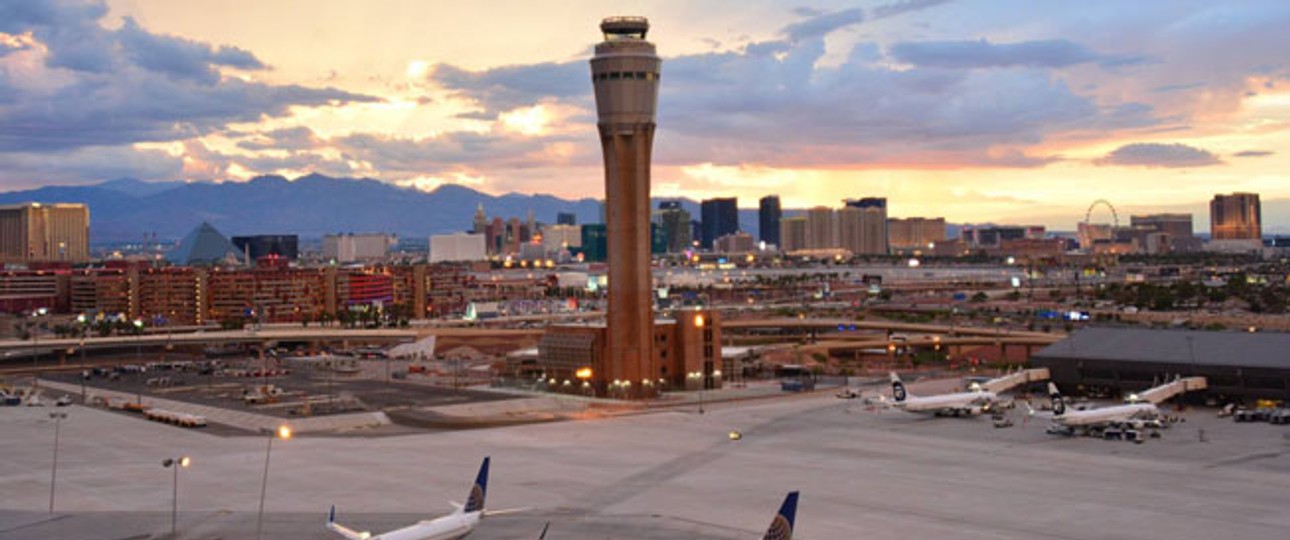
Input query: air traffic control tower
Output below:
<box><xmin>591</xmin><ymin>17</ymin><xmax>661</xmax><ymax>387</ymax></box>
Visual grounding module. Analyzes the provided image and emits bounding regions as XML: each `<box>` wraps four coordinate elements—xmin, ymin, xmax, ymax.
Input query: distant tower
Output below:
<box><xmin>472</xmin><ymin>203</ymin><xmax>487</xmax><ymax>234</ymax></box>
<box><xmin>1210</xmin><ymin>193</ymin><xmax>1261</xmax><ymax>240</ymax></box>
<box><xmin>759</xmin><ymin>195</ymin><xmax>781</xmax><ymax>247</ymax></box>
<box><xmin>700</xmin><ymin>197</ymin><xmax>738</xmax><ymax>250</ymax></box>
<box><xmin>591</xmin><ymin>17</ymin><xmax>661</xmax><ymax>387</ymax></box>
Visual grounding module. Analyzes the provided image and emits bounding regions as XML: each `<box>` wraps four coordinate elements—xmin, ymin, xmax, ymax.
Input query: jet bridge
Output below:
<box><xmin>1132</xmin><ymin>376</ymin><xmax>1208</xmax><ymax>404</ymax></box>
<box><xmin>980</xmin><ymin>368</ymin><xmax>1051</xmax><ymax>394</ymax></box>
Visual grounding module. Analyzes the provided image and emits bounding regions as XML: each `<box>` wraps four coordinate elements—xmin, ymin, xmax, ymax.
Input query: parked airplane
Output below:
<box><xmin>762</xmin><ymin>491</ymin><xmax>799</xmax><ymax>540</ymax></box>
<box><xmin>1042</xmin><ymin>377</ymin><xmax>1207</xmax><ymax>434</ymax></box>
<box><xmin>327</xmin><ymin>457</ymin><xmax>508</xmax><ymax>540</ymax></box>
<box><xmin>887</xmin><ymin>369</ymin><xmax>1050</xmax><ymax>416</ymax></box>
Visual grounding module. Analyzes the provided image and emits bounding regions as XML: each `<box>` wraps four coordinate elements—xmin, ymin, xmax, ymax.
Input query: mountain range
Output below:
<box><xmin>0</xmin><ymin>174</ymin><xmax>770</xmax><ymax>245</ymax></box>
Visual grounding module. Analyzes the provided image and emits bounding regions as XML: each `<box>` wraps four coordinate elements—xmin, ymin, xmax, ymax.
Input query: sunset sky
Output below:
<box><xmin>1</xmin><ymin>0</ymin><xmax>1287</xmax><ymax>231</ymax></box>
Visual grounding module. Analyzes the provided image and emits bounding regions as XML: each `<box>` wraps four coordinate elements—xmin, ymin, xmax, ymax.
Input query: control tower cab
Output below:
<box><xmin>591</xmin><ymin>16</ymin><xmax>661</xmax><ymax>129</ymax></box>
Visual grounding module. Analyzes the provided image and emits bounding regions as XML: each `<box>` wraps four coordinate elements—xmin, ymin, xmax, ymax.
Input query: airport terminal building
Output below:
<box><xmin>1033</xmin><ymin>327</ymin><xmax>1290</xmax><ymax>403</ymax></box>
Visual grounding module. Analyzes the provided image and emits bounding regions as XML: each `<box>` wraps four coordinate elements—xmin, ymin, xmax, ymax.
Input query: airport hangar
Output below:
<box><xmin>1032</xmin><ymin>327</ymin><xmax>1290</xmax><ymax>403</ymax></box>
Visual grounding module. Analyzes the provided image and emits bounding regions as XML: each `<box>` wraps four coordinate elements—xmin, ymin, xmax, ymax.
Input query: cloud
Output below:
<box><xmin>0</xmin><ymin>0</ymin><xmax>377</xmax><ymax>154</ymax></box>
<box><xmin>780</xmin><ymin>8</ymin><xmax>865</xmax><ymax>42</ymax></box>
<box><xmin>871</xmin><ymin>0</ymin><xmax>955</xmax><ymax>20</ymax></box>
<box><xmin>0</xmin><ymin>1</ymin><xmax>113</xmax><ymax>71</ymax></box>
<box><xmin>1094</xmin><ymin>143</ymin><xmax>1223</xmax><ymax>168</ymax></box>
<box><xmin>791</xmin><ymin>7</ymin><xmax>825</xmax><ymax>18</ymax></box>
<box><xmin>0</xmin><ymin>31</ymin><xmax>36</xmax><ymax>57</ymax></box>
<box><xmin>432</xmin><ymin>27</ymin><xmax>1156</xmax><ymax>171</ymax></box>
<box><xmin>0</xmin><ymin>76</ymin><xmax>374</xmax><ymax>152</ymax></box>
<box><xmin>332</xmin><ymin>131</ymin><xmax>589</xmax><ymax>177</ymax></box>
<box><xmin>1234</xmin><ymin>150</ymin><xmax>1275</xmax><ymax>158</ymax></box>
<box><xmin>652</xmin><ymin>38</ymin><xmax>1152</xmax><ymax>167</ymax></box>
<box><xmin>431</xmin><ymin>60</ymin><xmax>589</xmax><ymax>117</ymax></box>
<box><xmin>0</xmin><ymin>145</ymin><xmax>183</xmax><ymax>188</ymax></box>
<box><xmin>236</xmin><ymin>126</ymin><xmax>326</xmax><ymax>152</ymax></box>
<box><xmin>1152</xmin><ymin>82</ymin><xmax>1205</xmax><ymax>93</ymax></box>
<box><xmin>117</xmin><ymin>17</ymin><xmax>265</xmax><ymax>83</ymax></box>
<box><xmin>889</xmin><ymin>39</ymin><xmax>1136</xmax><ymax>69</ymax></box>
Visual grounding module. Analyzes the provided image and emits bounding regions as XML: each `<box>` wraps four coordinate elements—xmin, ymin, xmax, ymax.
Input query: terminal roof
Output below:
<box><xmin>1034</xmin><ymin>327</ymin><xmax>1290</xmax><ymax>369</ymax></box>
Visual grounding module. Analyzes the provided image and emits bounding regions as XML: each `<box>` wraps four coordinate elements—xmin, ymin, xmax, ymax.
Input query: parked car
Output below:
<box><xmin>1268</xmin><ymin>409</ymin><xmax>1290</xmax><ymax>425</ymax></box>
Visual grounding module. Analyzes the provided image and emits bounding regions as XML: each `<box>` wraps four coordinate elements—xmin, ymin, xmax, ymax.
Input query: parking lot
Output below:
<box><xmin>35</xmin><ymin>356</ymin><xmax>518</xmax><ymax>428</ymax></box>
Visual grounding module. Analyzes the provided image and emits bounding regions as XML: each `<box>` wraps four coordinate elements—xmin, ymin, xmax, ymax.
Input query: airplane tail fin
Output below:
<box><xmin>763</xmin><ymin>491</ymin><xmax>799</xmax><ymax>540</ymax></box>
<box><xmin>325</xmin><ymin>505</ymin><xmax>371</xmax><ymax>540</ymax></box>
<box><xmin>1047</xmin><ymin>382</ymin><xmax>1065</xmax><ymax>416</ymax></box>
<box><xmin>890</xmin><ymin>372</ymin><xmax>908</xmax><ymax>402</ymax></box>
<box><xmin>463</xmin><ymin>456</ymin><xmax>490</xmax><ymax>513</ymax></box>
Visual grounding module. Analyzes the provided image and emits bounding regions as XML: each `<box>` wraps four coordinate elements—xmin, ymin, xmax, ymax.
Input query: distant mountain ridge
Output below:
<box><xmin>0</xmin><ymin>174</ymin><xmax>769</xmax><ymax>245</ymax></box>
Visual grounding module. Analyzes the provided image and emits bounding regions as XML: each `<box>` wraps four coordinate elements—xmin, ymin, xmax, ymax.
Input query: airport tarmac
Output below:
<box><xmin>1</xmin><ymin>387</ymin><xmax>1288</xmax><ymax>539</ymax></box>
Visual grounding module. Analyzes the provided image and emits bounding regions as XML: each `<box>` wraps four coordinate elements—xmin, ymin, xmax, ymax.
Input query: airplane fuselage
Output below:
<box><xmin>1053</xmin><ymin>403</ymin><xmax>1159</xmax><ymax>428</ymax></box>
<box><xmin>365</xmin><ymin>511</ymin><xmax>480</xmax><ymax>540</ymax></box>
<box><xmin>895</xmin><ymin>391</ymin><xmax>999</xmax><ymax>415</ymax></box>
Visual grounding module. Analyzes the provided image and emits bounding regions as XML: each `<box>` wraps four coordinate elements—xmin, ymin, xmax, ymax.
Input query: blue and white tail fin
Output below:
<box><xmin>1048</xmin><ymin>382</ymin><xmax>1066</xmax><ymax>416</ymax></box>
<box><xmin>762</xmin><ymin>491</ymin><xmax>799</xmax><ymax>540</ymax></box>
<box><xmin>890</xmin><ymin>372</ymin><xmax>908</xmax><ymax>403</ymax></box>
<box><xmin>462</xmin><ymin>456</ymin><xmax>490</xmax><ymax>514</ymax></box>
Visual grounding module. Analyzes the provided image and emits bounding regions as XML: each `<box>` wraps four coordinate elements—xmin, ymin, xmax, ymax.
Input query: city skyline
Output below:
<box><xmin>1</xmin><ymin>1</ymin><xmax>1288</xmax><ymax>231</ymax></box>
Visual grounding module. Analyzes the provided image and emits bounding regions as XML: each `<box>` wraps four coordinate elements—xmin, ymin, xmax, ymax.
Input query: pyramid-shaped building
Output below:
<box><xmin>168</xmin><ymin>222</ymin><xmax>244</xmax><ymax>265</ymax></box>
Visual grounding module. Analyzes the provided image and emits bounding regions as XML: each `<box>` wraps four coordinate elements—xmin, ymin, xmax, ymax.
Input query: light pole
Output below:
<box><xmin>255</xmin><ymin>424</ymin><xmax>292</xmax><ymax>540</ymax></box>
<box><xmin>48</xmin><ymin>411</ymin><xmax>67</xmax><ymax>513</ymax></box>
<box><xmin>162</xmin><ymin>456</ymin><xmax>191</xmax><ymax>537</ymax></box>
<box><xmin>575</xmin><ymin>367</ymin><xmax>593</xmax><ymax>398</ymax></box>
<box><xmin>694</xmin><ymin>313</ymin><xmax>706</xmax><ymax>413</ymax></box>
<box><xmin>133</xmin><ymin>319</ymin><xmax>144</xmax><ymax>405</ymax></box>
<box><xmin>31</xmin><ymin>307</ymin><xmax>48</xmax><ymax>369</ymax></box>
<box><xmin>77</xmin><ymin>315</ymin><xmax>88</xmax><ymax>400</ymax></box>
<box><xmin>699</xmin><ymin>372</ymin><xmax>706</xmax><ymax>414</ymax></box>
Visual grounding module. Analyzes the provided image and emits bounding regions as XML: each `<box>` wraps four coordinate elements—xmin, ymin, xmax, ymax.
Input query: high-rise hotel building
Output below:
<box><xmin>0</xmin><ymin>202</ymin><xmax>90</xmax><ymax>264</ymax></box>
<box><xmin>1210</xmin><ymin>193</ymin><xmax>1261</xmax><ymax>240</ymax></box>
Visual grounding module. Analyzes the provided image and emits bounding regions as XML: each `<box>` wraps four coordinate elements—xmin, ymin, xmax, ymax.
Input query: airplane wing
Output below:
<box><xmin>1023</xmin><ymin>401</ymin><xmax>1053</xmax><ymax>419</ymax></box>
<box><xmin>326</xmin><ymin>506</ymin><xmax>372</xmax><ymax>540</ymax></box>
<box><xmin>483</xmin><ymin>506</ymin><xmax>532</xmax><ymax>517</ymax></box>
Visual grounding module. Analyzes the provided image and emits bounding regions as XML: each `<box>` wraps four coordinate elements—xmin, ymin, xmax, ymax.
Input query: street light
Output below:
<box><xmin>575</xmin><ymin>367</ymin><xmax>593</xmax><ymax>397</ymax></box>
<box><xmin>255</xmin><ymin>424</ymin><xmax>292</xmax><ymax>540</ymax></box>
<box><xmin>162</xmin><ymin>456</ymin><xmax>191</xmax><ymax>537</ymax></box>
<box><xmin>133</xmin><ymin>319</ymin><xmax>144</xmax><ymax>405</ymax></box>
<box><xmin>48</xmin><ymin>411</ymin><xmax>67</xmax><ymax>513</ymax></box>
<box><xmin>31</xmin><ymin>307</ymin><xmax>49</xmax><ymax>369</ymax></box>
<box><xmin>76</xmin><ymin>315</ymin><xmax>88</xmax><ymax>400</ymax></box>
